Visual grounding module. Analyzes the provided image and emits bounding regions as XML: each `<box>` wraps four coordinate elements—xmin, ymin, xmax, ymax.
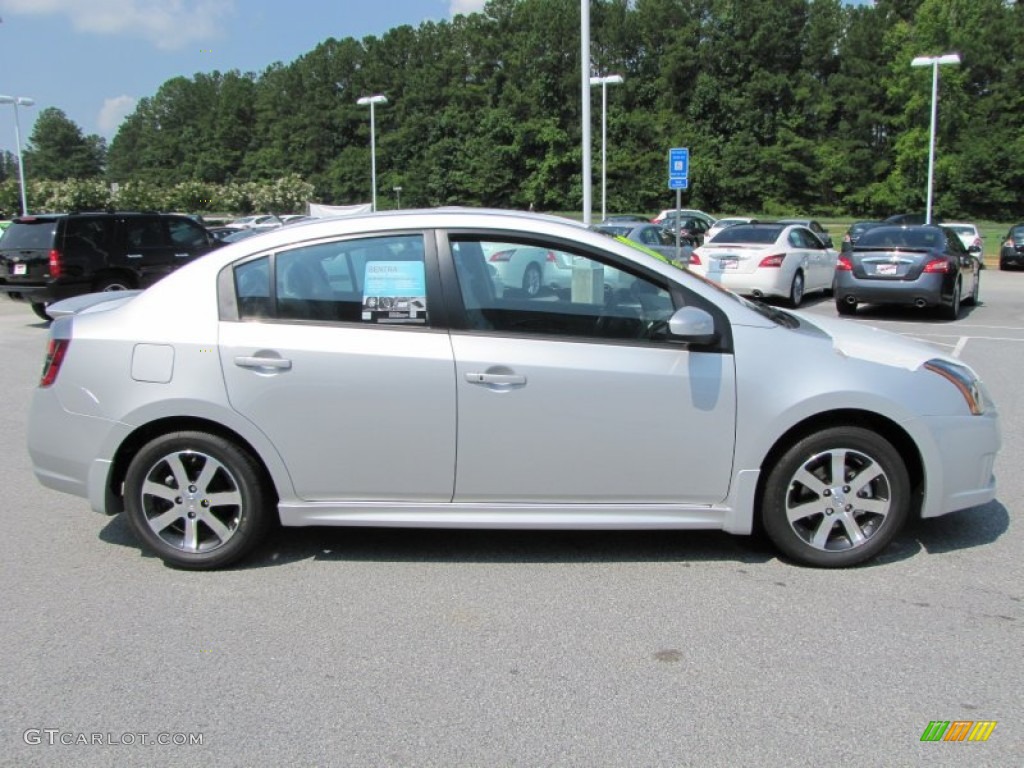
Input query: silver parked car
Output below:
<box><xmin>27</xmin><ymin>209</ymin><xmax>1000</xmax><ymax>570</ymax></box>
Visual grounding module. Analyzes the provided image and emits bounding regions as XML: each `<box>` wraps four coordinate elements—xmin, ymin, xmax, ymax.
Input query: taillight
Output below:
<box><xmin>758</xmin><ymin>254</ymin><xmax>785</xmax><ymax>268</ymax></box>
<box><xmin>40</xmin><ymin>339</ymin><xmax>70</xmax><ymax>387</ymax></box>
<box><xmin>48</xmin><ymin>249</ymin><xmax>62</xmax><ymax>278</ymax></box>
<box><xmin>837</xmin><ymin>255</ymin><xmax>853</xmax><ymax>271</ymax></box>
<box><xmin>488</xmin><ymin>249</ymin><xmax>513</xmax><ymax>262</ymax></box>
<box><xmin>923</xmin><ymin>259</ymin><xmax>951</xmax><ymax>273</ymax></box>
<box><xmin>689</xmin><ymin>252</ymin><xmax>702</xmax><ymax>266</ymax></box>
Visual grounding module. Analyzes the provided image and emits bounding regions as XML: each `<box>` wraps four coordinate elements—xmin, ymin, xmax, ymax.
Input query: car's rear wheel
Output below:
<box><xmin>522</xmin><ymin>263</ymin><xmax>542</xmax><ymax>297</ymax></box>
<box><xmin>940</xmin><ymin>280</ymin><xmax>961</xmax><ymax>320</ymax></box>
<box><xmin>761</xmin><ymin>426</ymin><xmax>910</xmax><ymax>568</ymax></box>
<box><xmin>965</xmin><ymin>271</ymin><xmax>980</xmax><ymax>306</ymax></box>
<box><xmin>31</xmin><ymin>302</ymin><xmax>53</xmax><ymax>322</ymax></box>
<box><xmin>123</xmin><ymin>431</ymin><xmax>272</xmax><ymax>570</ymax></box>
<box><xmin>836</xmin><ymin>298</ymin><xmax>857</xmax><ymax>316</ymax></box>
<box><xmin>788</xmin><ymin>271</ymin><xmax>805</xmax><ymax>308</ymax></box>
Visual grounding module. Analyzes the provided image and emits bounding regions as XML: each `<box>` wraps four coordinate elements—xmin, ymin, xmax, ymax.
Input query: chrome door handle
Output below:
<box><xmin>465</xmin><ymin>372</ymin><xmax>527</xmax><ymax>386</ymax></box>
<box><xmin>234</xmin><ymin>355</ymin><xmax>292</xmax><ymax>371</ymax></box>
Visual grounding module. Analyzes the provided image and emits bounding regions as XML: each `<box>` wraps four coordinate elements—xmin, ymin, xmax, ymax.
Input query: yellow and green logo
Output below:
<box><xmin>920</xmin><ymin>721</ymin><xmax>997</xmax><ymax>742</ymax></box>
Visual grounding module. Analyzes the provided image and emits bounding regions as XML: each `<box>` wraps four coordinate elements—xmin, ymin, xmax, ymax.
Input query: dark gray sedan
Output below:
<box><xmin>834</xmin><ymin>224</ymin><xmax>981</xmax><ymax>319</ymax></box>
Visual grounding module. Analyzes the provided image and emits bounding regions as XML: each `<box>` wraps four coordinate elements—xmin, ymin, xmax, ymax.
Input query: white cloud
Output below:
<box><xmin>449</xmin><ymin>0</ymin><xmax>486</xmax><ymax>16</ymax></box>
<box><xmin>2</xmin><ymin>0</ymin><xmax>234</xmax><ymax>50</ymax></box>
<box><xmin>97</xmin><ymin>95</ymin><xmax>138</xmax><ymax>136</ymax></box>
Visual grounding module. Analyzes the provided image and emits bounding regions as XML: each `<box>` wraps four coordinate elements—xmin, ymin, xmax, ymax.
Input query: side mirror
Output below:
<box><xmin>667</xmin><ymin>306</ymin><xmax>718</xmax><ymax>345</ymax></box>
<box><xmin>968</xmin><ymin>244</ymin><xmax>982</xmax><ymax>255</ymax></box>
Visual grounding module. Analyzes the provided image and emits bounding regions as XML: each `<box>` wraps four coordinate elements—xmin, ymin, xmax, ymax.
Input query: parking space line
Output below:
<box><xmin>953</xmin><ymin>337</ymin><xmax>968</xmax><ymax>358</ymax></box>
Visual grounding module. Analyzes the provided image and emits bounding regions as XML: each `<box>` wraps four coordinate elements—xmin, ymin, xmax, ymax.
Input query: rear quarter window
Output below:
<box><xmin>1</xmin><ymin>220</ymin><xmax>59</xmax><ymax>250</ymax></box>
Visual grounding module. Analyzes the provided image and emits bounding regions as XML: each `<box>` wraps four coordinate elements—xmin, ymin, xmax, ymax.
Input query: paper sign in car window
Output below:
<box><xmin>362</xmin><ymin>260</ymin><xmax>428</xmax><ymax>323</ymax></box>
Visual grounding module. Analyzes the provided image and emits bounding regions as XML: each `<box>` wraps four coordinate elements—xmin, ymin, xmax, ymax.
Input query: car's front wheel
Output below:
<box><xmin>93</xmin><ymin>275</ymin><xmax>134</xmax><ymax>292</ymax></box>
<box><xmin>761</xmin><ymin>426</ymin><xmax>910</xmax><ymax>568</ymax></box>
<box><xmin>123</xmin><ymin>431</ymin><xmax>273</xmax><ymax>570</ymax></box>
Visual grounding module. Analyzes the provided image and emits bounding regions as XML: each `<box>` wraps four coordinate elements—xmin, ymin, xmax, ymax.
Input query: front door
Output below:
<box><xmin>444</xmin><ymin>234</ymin><xmax>737</xmax><ymax>505</ymax></box>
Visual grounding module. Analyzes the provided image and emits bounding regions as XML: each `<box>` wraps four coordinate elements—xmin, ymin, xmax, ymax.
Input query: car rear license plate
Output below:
<box><xmin>13</xmin><ymin>263</ymin><xmax>27</xmax><ymax>275</ymax></box>
<box><xmin>717</xmin><ymin>257</ymin><xmax>738</xmax><ymax>270</ymax></box>
<box><xmin>875</xmin><ymin>263</ymin><xmax>897</xmax><ymax>275</ymax></box>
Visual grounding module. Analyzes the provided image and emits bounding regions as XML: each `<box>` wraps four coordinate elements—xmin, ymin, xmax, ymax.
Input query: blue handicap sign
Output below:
<box><xmin>669</xmin><ymin>147</ymin><xmax>689</xmax><ymax>180</ymax></box>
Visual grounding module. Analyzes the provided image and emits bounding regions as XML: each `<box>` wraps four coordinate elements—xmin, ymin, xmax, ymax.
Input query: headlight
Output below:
<box><xmin>924</xmin><ymin>359</ymin><xmax>985</xmax><ymax>415</ymax></box>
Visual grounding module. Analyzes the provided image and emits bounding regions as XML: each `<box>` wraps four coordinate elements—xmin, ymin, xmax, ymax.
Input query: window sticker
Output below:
<box><xmin>362</xmin><ymin>261</ymin><xmax>428</xmax><ymax>323</ymax></box>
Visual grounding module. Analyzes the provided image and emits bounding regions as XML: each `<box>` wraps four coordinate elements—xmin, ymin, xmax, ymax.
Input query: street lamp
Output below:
<box><xmin>589</xmin><ymin>74</ymin><xmax>624</xmax><ymax>223</ymax></box>
<box><xmin>356</xmin><ymin>94</ymin><xmax>388</xmax><ymax>211</ymax></box>
<box><xmin>0</xmin><ymin>95</ymin><xmax>35</xmax><ymax>216</ymax></box>
<box><xmin>393</xmin><ymin>186</ymin><xmax>402</xmax><ymax>208</ymax></box>
<box><xmin>910</xmin><ymin>53</ymin><xmax>960</xmax><ymax>224</ymax></box>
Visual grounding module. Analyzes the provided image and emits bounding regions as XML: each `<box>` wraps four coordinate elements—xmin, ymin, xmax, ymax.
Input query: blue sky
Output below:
<box><xmin>0</xmin><ymin>0</ymin><xmax>487</xmax><ymax>156</ymax></box>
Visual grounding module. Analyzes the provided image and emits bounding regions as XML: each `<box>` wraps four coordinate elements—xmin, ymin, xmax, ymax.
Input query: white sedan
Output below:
<box><xmin>690</xmin><ymin>222</ymin><xmax>838</xmax><ymax>307</ymax></box>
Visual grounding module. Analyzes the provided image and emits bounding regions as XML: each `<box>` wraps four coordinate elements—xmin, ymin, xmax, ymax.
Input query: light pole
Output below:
<box><xmin>356</xmin><ymin>94</ymin><xmax>388</xmax><ymax>211</ymax></box>
<box><xmin>0</xmin><ymin>95</ymin><xmax>35</xmax><ymax>216</ymax></box>
<box><xmin>589</xmin><ymin>74</ymin><xmax>623</xmax><ymax>223</ymax></box>
<box><xmin>910</xmin><ymin>53</ymin><xmax>960</xmax><ymax>224</ymax></box>
<box><xmin>393</xmin><ymin>186</ymin><xmax>402</xmax><ymax>208</ymax></box>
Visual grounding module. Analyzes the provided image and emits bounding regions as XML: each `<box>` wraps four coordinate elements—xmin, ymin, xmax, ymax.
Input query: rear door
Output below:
<box><xmin>218</xmin><ymin>231</ymin><xmax>457</xmax><ymax>502</ymax></box>
<box><xmin>117</xmin><ymin>215</ymin><xmax>177</xmax><ymax>286</ymax></box>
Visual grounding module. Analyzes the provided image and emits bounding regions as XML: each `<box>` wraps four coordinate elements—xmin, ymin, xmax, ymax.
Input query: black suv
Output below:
<box><xmin>0</xmin><ymin>211</ymin><xmax>222</xmax><ymax>320</ymax></box>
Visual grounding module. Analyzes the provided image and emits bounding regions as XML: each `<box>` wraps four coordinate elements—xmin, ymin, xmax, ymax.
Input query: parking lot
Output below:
<box><xmin>1</xmin><ymin>271</ymin><xmax>1022</xmax><ymax>767</ymax></box>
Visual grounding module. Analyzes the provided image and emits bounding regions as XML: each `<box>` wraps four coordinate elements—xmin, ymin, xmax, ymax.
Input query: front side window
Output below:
<box><xmin>450</xmin><ymin>237</ymin><xmax>675</xmax><ymax>341</ymax></box>
<box><xmin>167</xmin><ymin>218</ymin><xmax>209</xmax><ymax>248</ymax></box>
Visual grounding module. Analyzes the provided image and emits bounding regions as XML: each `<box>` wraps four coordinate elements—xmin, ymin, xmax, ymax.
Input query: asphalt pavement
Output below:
<box><xmin>1</xmin><ymin>272</ymin><xmax>1021</xmax><ymax>767</ymax></box>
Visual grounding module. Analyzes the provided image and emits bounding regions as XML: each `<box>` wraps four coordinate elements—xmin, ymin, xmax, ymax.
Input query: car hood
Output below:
<box><xmin>792</xmin><ymin>311</ymin><xmax>953</xmax><ymax>371</ymax></box>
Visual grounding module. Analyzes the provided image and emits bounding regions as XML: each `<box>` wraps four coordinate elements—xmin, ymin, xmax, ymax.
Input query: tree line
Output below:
<box><xmin>12</xmin><ymin>0</ymin><xmax>1024</xmax><ymax>219</ymax></box>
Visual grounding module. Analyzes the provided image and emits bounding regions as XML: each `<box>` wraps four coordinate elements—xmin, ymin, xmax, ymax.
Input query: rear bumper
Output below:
<box><xmin>1000</xmin><ymin>247</ymin><xmax>1024</xmax><ymax>267</ymax></box>
<box><xmin>834</xmin><ymin>272</ymin><xmax>947</xmax><ymax>307</ymax></box>
<box><xmin>1</xmin><ymin>280</ymin><xmax>91</xmax><ymax>305</ymax></box>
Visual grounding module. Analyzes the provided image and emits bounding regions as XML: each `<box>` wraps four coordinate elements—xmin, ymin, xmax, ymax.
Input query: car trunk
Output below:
<box><xmin>699</xmin><ymin>243</ymin><xmax>771</xmax><ymax>275</ymax></box>
<box><xmin>848</xmin><ymin>247</ymin><xmax>931</xmax><ymax>280</ymax></box>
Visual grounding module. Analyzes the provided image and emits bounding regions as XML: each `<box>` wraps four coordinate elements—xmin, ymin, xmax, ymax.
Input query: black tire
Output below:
<box><xmin>940</xmin><ymin>279</ymin><xmax>961</xmax><ymax>320</ymax></box>
<box><xmin>31</xmin><ymin>302</ymin><xmax>53</xmax><ymax>322</ymax></box>
<box><xmin>761</xmin><ymin>426</ymin><xmax>910</xmax><ymax>568</ymax></box>
<box><xmin>788</xmin><ymin>270</ymin><xmax>805</xmax><ymax>308</ymax></box>
<box><xmin>123</xmin><ymin>431</ymin><xmax>273</xmax><ymax>570</ymax></box>
<box><xmin>999</xmin><ymin>259</ymin><xmax>1007</xmax><ymax>271</ymax></box>
<box><xmin>836</xmin><ymin>298</ymin><xmax>857</xmax><ymax>316</ymax></box>
<box><xmin>93</xmin><ymin>275</ymin><xmax>134</xmax><ymax>292</ymax></box>
<box><xmin>522</xmin><ymin>263</ymin><xmax>542</xmax><ymax>297</ymax></box>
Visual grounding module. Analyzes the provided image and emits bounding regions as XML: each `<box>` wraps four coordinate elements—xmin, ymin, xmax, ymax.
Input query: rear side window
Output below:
<box><xmin>124</xmin><ymin>218</ymin><xmax>166</xmax><ymax>249</ymax></box>
<box><xmin>64</xmin><ymin>217</ymin><xmax>114</xmax><ymax>257</ymax></box>
<box><xmin>1</xmin><ymin>219</ymin><xmax>59</xmax><ymax>249</ymax></box>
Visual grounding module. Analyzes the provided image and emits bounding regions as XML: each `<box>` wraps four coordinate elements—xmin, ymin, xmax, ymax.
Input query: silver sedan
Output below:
<box><xmin>27</xmin><ymin>209</ymin><xmax>1000</xmax><ymax>570</ymax></box>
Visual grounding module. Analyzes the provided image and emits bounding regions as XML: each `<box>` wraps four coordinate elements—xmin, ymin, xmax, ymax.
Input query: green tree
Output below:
<box><xmin>23</xmin><ymin>108</ymin><xmax>106</xmax><ymax>180</ymax></box>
